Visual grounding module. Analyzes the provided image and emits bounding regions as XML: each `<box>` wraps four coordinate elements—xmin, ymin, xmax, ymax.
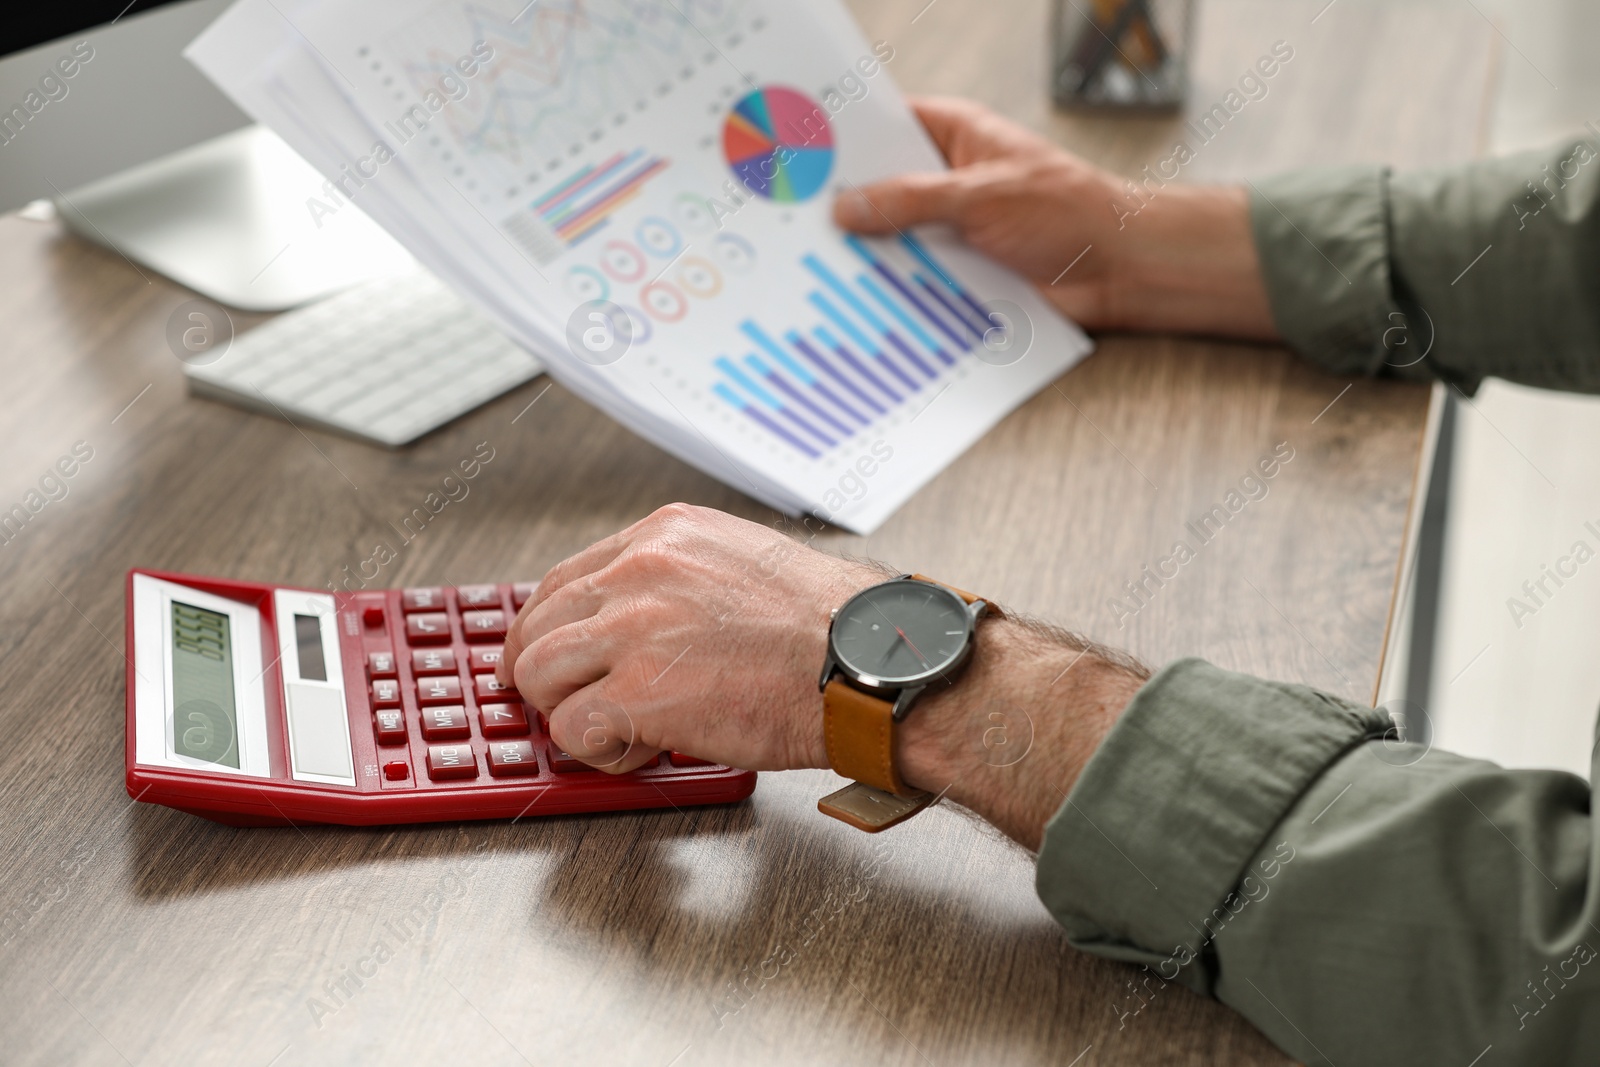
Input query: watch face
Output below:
<box><xmin>829</xmin><ymin>581</ymin><xmax>973</xmax><ymax>686</ymax></box>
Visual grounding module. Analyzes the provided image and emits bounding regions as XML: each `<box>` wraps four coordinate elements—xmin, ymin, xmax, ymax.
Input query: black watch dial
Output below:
<box><xmin>829</xmin><ymin>580</ymin><xmax>974</xmax><ymax>687</ymax></box>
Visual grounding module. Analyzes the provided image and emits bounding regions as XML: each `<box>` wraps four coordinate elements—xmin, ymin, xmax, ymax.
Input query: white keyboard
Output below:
<box><xmin>185</xmin><ymin>269</ymin><xmax>543</xmax><ymax>446</ymax></box>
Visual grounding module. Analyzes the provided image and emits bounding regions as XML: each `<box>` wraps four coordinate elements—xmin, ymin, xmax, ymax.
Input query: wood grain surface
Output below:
<box><xmin>0</xmin><ymin>2</ymin><xmax>1490</xmax><ymax>1064</ymax></box>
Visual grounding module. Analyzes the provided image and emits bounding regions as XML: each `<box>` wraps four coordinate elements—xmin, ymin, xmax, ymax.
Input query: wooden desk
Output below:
<box><xmin>0</xmin><ymin>2</ymin><xmax>1490</xmax><ymax>1064</ymax></box>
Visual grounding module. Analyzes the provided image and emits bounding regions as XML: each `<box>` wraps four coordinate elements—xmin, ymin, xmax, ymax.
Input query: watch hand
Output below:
<box><xmin>894</xmin><ymin>626</ymin><xmax>930</xmax><ymax>667</ymax></box>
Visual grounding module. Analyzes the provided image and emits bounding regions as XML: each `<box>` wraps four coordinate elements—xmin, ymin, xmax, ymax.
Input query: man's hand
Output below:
<box><xmin>833</xmin><ymin>96</ymin><xmax>1280</xmax><ymax>341</ymax></box>
<box><xmin>499</xmin><ymin>504</ymin><xmax>1149</xmax><ymax>850</ymax></box>
<box><xmin>498</xmin><ymin>504</ymin><xmax>884</xmax><ymax>774</ymax></box>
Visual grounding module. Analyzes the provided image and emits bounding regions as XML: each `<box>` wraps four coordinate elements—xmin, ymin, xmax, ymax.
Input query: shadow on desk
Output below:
<box><xmin>125</xmin><ymin>787</ymin><xmax>1238</xmax><ymax>1063</ymax></box>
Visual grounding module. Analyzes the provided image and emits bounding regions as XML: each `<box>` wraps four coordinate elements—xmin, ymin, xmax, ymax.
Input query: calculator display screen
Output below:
<box><xmin>170</xmin><ymin>601</ymin><xmax>239</xmax><ymax>769</ymax></box>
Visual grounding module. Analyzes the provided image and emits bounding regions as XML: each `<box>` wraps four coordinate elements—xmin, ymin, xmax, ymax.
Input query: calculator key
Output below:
<box><xmin>462</xmin><ymin>610</ymin><xmax>507</xmax><ymax>642</ymax></box>
<box><xmin>547</xmin><ymin>745</ymin><xmax>593</xmax><ymax>773</ymax></box>
<box><xmin>402</xmin><ymin>587</ymin><xmax>445</xmax><ymax>612</ymax></box>
<box><xmin>455</xmin><ymin>584</ymin><xmax>500</xmax><ymax>608</ymax></box>
<box><xmin>411</xmin><ymin>648</ymin><xmax>456</xmax><ymax>675</ymax></box>
<box><xmin>420</xmin><ymin>704</ymin><xmax>470</xmax><ymax>741</ymax></box>
<box><xmin>426</xmin><ymin>744</ymin><xmax>477</xmax><ymax>780</ymax></box>
<box><xmin>374</xmin><ymin>708</ymin><xmax>407</xmax><ymax>745</ymax></box>
<box><xmin>512</xmin><ymin>582</ymin><xmax>537</xmax><ymax>608</ymax></box>
<box><xmin>469</xmin><ymin>647</ymin><xmax>504</xmax><ymax>673</ymax></box>
<box><xmin>668</xmin><ymin>752</ymin><xmax>713</xmax><ymax>767</ymax></box>
<box><xmin>478</xmin><ymin>702</ymin><xmax>529</xmax><ymax>738</ymax></box>
<box><xmin>368</xmin><ymin>650</ymin><xmax>397</xmax><ymax>678</ymax></box>
<box><xmin>417</xmin><ymin>676</ymin><xmax>463</xmax><ymax>707</ymax></box>
<box><xmin>486</xmin><ymin>740</ymin><xmax>539</xmax><ymax>777</ymax></box>
<box><xmin>370</xmin><ymin>679</ymin><xmax>401</xmax><ymax>707</ymax></box>
<box><xmin>363</xmin><ymin>606</ymin><xmax>386</xmax><ymax>629</ymax></box>
<box><xmin>382</xmin><ymin>760</ymin><xmax>409</xmax><ymax>781</ymax></box>
<box><xmin>405</xmin><ymin>612</ymin><xmax>451</xmax><ymax>644</ymax></box>
<box><xmin>474</xmin><ymin>673</ymin><xmax>515</xmax><ymax>701</ymax></box>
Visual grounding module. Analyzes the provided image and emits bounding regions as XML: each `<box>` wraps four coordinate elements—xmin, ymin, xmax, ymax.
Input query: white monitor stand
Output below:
<box><xmin>52</xmin><ymin>125</ymin><xmax>413</xmax><ymax>312</ymax></box>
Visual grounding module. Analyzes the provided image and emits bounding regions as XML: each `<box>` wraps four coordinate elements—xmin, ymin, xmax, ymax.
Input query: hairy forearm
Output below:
<box><xmin>896</xmin><ymin>618</ymin><xmax>1149</xmax><ymax>850</ymax></box>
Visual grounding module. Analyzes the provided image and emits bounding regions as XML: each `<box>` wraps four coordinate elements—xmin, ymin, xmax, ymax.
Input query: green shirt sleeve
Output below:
<box><xmin>1248</xmin><ymin>138</ymin><xmax>1600</xmax><ymax>393</ymax></box>
<box><xmin>1036</xmin><ymin>659</ymin><xmax>1600</xmax><ymax>1064</ymax></box>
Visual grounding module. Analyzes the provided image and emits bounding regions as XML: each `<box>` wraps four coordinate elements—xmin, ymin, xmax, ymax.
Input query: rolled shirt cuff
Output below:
<box><xmin>1248</xmin><ymin>165</ymin><xmax>1416</xmax><ymax>382</ymax></box>
<box><xmin>1035</xmin><ymin>658</ymin><xmax>1391</xmax><ymax>992</ymax></box>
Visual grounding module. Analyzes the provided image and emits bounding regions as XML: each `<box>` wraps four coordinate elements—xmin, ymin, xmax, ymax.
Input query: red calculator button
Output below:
<box><xmin>474</xmin><ymin>673</ymin><xmax>514</xmax><ymax>701</ymax></box>
<box><xmin>547</xmin><ymin>745</ymin><xmax>593</xmax><ymax>773</ymax></box>
<box><xmin>405</xmin><ymin>613</ymin><xmax>451</xmax><ymax>644</ymax></box>
<box><xmin>374</xmin><ymin>708</ymin><xmax>406</xmax><ymax>745</ymax></box>
<box><xmin>469</xmin><ymin>646</ymin><xmax>504</xmax><ymax>673</ymax></box>
<box><xmin>368</xmin><ymin>650</ymin><xmax>397</xmax><ymax>678</ymax></box>
<box><xmin>668</xmin><ymin>752</ymin><xmax>713</xmax><ymax>767</ymax></box>
<box><xmin>462</xmin><ymin>610</ymin><xmax>507</xmax><ymax>642</ymax></box>
<box><xmin>426</xmin><ymin>744</ymin><xmax>477</xmax><ymax>779</ymax></box>
<box><xmin>411</xmin><ymin>648</ymin><xmax>456</xmax><ymax>675</ymax></box>
<box><xmin>402</xmin><ymin>587</ymin><xmax>445</xmax><ymax>612</ymax></box>
<box><xmin>370</xmin><ymin>679</ymin><xmax>401</xmax><ymax>707</ymax></box>
<box><xmin>456</xmin><ymin>584</ymin><xmax>500</xmax><ymax>608</ymax></box>
<box><xmin>417</xmin><ymin>677</ymin><xmax>463</xmax><ymax>707</ymax></box>
<box><xmin>383</xmin><ymin>760</ymin><xmax>409</xmax><ymax>781</ymax></box>
<box><xmin>478</xmin><ymin>702</ymin><xmax>529</xmax><ymax>738</ymax></box>
<box><xmin>420</xmin><ymin>705</ymin><xmax>470</xmax><ymax>741</ymax></box>
<box><xmin>512</xmin><ymin>582</ymin><xmax>537</xmax><ymax>608</ymax></box>
<box><xmin>487</xmin><ymin>740</ymin><xmax>539</xmax><ymax>777</ymax></box>
<box><xmin>363</xmin><ymin>606</ymin><xmax>386</xmax><ymax>629</ymax></box>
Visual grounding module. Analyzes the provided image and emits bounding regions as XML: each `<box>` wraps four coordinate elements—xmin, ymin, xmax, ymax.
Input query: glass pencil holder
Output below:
<box><xmin>1051</xmin><ymin>0</ymin><xmax>1192</xmax><ymax>112</ymax></box>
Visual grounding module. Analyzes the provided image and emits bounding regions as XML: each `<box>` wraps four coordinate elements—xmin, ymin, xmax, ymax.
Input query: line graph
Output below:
<box><xmin>383</xmin><ymin>0</ymin><xmax>755</xmax><ymax>178</ymax></box>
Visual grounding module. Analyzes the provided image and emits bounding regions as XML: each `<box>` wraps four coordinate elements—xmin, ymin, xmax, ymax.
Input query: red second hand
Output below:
<box><xmin>895</xmin><ymin>626</ymin><xmax>929</xmax><ymax>666</ymax></box>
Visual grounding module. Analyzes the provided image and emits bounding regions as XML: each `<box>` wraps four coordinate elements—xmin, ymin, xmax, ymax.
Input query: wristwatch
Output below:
<box><xmin>817</xmin><ymin>573</ymin><xmax>1001</xmax><ymax>832</ymax></box>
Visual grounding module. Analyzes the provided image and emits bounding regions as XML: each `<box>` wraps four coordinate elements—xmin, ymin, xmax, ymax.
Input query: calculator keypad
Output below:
<box><xmin>374</xmin><ymin>708</ymin><xmax>406</xmax><ymax>744</ymax></box>
<box><xmin>357</xmin><ymin>582</ymin><xmax>726</xmax><ymax>790</ymax></box>
<box><xmin>462</xmin><ymin>610</ymin><xmax>507</xmax><ymax>641</ymax></box>
<box><xmin>405</xmin><ymin>613</ymin><xmax>451</xmax><ymax>644</ymax></box>
<box><xmin>402</xmin><ymin>587</ymin><xmax>445</xmax><ymax>612</ymax></box>
<box><xmin>419</xmin><ymin>705</ymin><xmax>470</xmax><ymax>741</ymax></box>
<box><xmin>487</xmin><ymin>740</ymin><xmax>539</xmax><ymax>777</ymax></box>
<box><xmin>416</xmin><ymin>676</ymin><xmax>462</xmax><ymax>706</ymax></box>
<box><xmin>426</xmin><ymin>744</ymin><xmax>476</xmax><ymax>779</ymax></box>
<box><xmin>473</xmin><ymin>673</ymin><xmax>514</xmax><ymax>702</ymax></box>
<box><xmin>478</xmin><ymin>702</ymin><xmax>529</xmax><ymax>738</ymax></box>
<box><xmin>411</xmin><ymin>648</ymin><xmax>455</xmax><ymax>675</ymax></box>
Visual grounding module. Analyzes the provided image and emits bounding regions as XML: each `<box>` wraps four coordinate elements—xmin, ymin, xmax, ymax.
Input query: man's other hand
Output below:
<box><xmin>833</xmin><ymin>96</ymin><xmax>1280</xmax><ymax>341</ymax></box>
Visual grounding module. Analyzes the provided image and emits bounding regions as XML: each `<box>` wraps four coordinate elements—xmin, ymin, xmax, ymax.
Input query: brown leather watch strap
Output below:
<box><xmin>909</xmin><ymin>574</ymin><xmax>1004</xmax><ymax>618</ymax></box>
<box><xmin>822</xmin><ymin>678</ymin><xmax>914</xmax><ymax>795</ymax></box>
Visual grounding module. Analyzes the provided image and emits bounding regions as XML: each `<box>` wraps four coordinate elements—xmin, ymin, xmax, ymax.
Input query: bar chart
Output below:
<box><xmin>532</xmin><ymin>149</ymin><xmax>671</xmax><ymax>248</ymax></box>
<box><xmin>712</xmin><ymin>232</ymin><xmax>1003</xmax><ymax>456</ymax></box>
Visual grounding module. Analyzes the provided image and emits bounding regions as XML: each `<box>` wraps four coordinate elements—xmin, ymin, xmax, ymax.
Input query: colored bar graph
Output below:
<box><xmin>858</xmin><ymin>273</ymin><xmax>952</xmax><ymax>367</ymax></box>
<box><xmin>901</xmin><ymin>232</ymin><xmax>1001</xmax><ymax>331</ymax></box>
<box><xmin>533</xmin><ymin>149</ymin><xmax>669</xmax><ymax>246</ymax></box>
<box><xmin>746</xmin><ymin>355</ymin><xmax>854</xmax><ymax>438</ymax></box>
<box><xmin>802</xmin><ymin>255</ymin><xmax>937</xmax><ymax>379</ymax></box>
<box><xmin>816</xmin><ymin>327</ymin><xmax>901</xmax><ymax>404</ymax></box>
<box><xmin>915</xmin><ymin>273</ymin><xmax>985</xmax><ymax>342</ymax></box>
<box><xmin>843</xmin><ymin>234</ymin><xmax>972</xmax><ymax>352</ymax></box>
<box><xmin>711</xmin><ymin>236</ymin><xmax>1001</xmax><ymax>456</ymax></box>
<box><xmin>741</xmin><ymin>321</ymin><xmax>867</xmax><ymax>426</ymax></box>
<box><xmin>809</xmin><ymin>293</ymin><xmax>920</xmax><ymax>393</ymax></box>
<box><xmin>787</xmin><ymin>331</ymin><xmax>887</xmax><ymax>417</ymax></box>
<box><xmin>713</xmin><ymin>384</ymin><xmax>819</xmax><ymax>457</ymax></box>
<box><xmin>715</xmin><ymin>356</ymin><xmax>835</xmax><ymax>448</ymax></box>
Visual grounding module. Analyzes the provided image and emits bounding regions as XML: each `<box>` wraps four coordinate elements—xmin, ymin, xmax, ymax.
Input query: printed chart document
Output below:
<box><xmin>188</xmin><ymin>0</ymin><xmax>1092</xmax><ymax>532</ymax></box>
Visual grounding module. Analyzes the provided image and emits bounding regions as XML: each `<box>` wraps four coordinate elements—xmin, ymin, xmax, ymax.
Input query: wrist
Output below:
<box><xmin>1106</xmin><ymin>184</ymin><xmax>1280</xmax><ymax>341</ymax></box>
<box><xmin>895</xmin><ymin>619</ymin><xmax>1145</xmax><ymax>849</ymax></box>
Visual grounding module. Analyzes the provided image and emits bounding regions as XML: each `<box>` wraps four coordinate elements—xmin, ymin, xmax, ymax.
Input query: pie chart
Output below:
<box><xmin>722</xmin><ymin>86</ymin><xmax>835</xmax><ymax>202</ymax></box>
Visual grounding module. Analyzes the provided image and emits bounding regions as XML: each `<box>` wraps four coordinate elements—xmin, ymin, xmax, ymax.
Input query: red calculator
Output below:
<box><xmin>124</xmin><ymin>569</ymin><xmax>756</xmax><ymax>826</ymax></box>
